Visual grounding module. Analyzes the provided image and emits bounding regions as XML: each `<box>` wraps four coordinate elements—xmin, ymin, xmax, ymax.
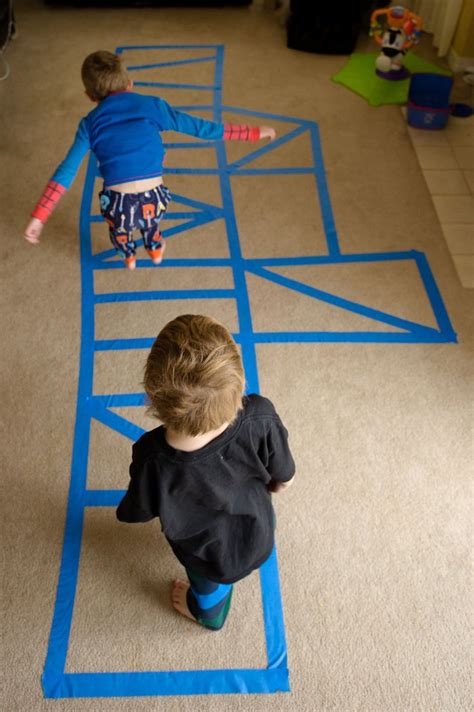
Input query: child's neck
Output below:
<box><xmin>165</xmin><ymin>422</ymin><xmax>229</xmax><ymax>453</ymax></box>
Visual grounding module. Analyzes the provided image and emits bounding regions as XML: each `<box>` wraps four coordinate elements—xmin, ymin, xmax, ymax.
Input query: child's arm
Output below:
<box><xmin>116</xmin><ymin>459</ymin><xmax>159</xmax><ymax>524</ymax></box>
<box><xmin>155</xmin><ymin>97</ymin><xmax>276</xmax><ymax>143</ymax></box>
<box><xmin>223</xmin><ymin>124</ymin><xmax>276</xmax><ymax>142</ymax></box>
<box><xmin>24</xmin><ymin>119</ymin><xmax>90</xmax><ymax>244</ymax></box>
<box><xmin>265</xmin><ymin>417</ymin><xmax>296</xmax><ymax>494</ymax></box>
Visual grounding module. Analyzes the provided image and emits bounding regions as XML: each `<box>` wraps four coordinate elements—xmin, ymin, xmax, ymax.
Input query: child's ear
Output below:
<box><xmin>128</xmin><ymin>79</ymin><xmax>133</xmax><ymax>90</ymax></box>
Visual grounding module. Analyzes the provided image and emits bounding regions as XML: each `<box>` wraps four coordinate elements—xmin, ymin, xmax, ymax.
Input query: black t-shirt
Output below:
<box><xmin>116</xmin><ymin>394</ymin><xmax>295</xmax><ymax>583</ymax></box>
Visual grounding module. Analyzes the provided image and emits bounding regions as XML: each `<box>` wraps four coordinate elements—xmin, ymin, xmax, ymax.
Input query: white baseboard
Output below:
<box><xmin>448</xmin><ymin>47</ymin><xmax>474</xmax><ymax>73</ymax></box>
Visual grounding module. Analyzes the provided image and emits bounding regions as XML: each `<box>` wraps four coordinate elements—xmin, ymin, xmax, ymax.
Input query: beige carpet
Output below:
<box><xmin>2</xmin><ymin>2</ymin><xmax>473</xmax><ymax>710</ymax></box>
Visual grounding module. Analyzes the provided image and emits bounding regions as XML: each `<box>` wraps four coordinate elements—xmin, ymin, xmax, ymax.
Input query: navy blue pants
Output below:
<box><xmin>99</xmin><ymin>184</ymin><xmax>171</xmax><ymax>258</ymax></box>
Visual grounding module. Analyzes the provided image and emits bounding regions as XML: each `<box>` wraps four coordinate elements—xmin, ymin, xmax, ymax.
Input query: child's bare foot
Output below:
<box><xmin>171</xmin><ymin>579</ymin><xmax>196</xmax><ymax>622</ymax></box>
<box><xmin>125</xmin><ymin>255</ymin><xmax>136</xmax><ymax>270</ymax></box>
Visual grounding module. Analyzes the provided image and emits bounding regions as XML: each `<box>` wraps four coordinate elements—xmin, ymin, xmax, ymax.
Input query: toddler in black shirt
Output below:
<box><xmin>117</xmin><ymin>314</ymin><xmax>295</xmax><ymax>630</ymax></box>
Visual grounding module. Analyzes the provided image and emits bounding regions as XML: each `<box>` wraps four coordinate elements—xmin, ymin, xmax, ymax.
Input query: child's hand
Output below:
<box><xmin>260</xmin><ymin>126</ymin><xmax>276</xmax><ymax>141</ymax></box>
<box><xmin>268</xmin><ymin>475</ymin><xmax>295</xmax><ymax>493</ymax></box>
<box><xmin>24</xmin><ymin>218</ymin><xmax>44</xmax><ymax>244</ymax></box>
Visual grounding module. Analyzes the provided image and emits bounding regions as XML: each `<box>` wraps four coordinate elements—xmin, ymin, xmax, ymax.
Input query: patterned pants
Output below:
<box><xmin>99</xmin><ymin>184</ymin><xmax>171</xmax><ymax>258</ymax></box>
<box><xmin>186</xmin><ymin>569</ymin><xmax>233</xmax><ymax>631</ymax></box>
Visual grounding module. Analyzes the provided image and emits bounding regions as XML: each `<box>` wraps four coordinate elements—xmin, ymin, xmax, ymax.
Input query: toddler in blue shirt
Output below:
<box><xmin>24</xmin><ymin>50</ymin><xmax>276</xmax><ymax>269</ymax></box>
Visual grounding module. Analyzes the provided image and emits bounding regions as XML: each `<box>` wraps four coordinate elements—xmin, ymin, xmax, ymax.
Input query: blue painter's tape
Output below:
<box><xmin>43</xmin><ymin>156</ymin><xmax>98</xmax><ymax>684</ymax></box>
<box><xmin>232</xmin><ymin>167</ymin><xmax>315</xmax><ymax>176</ymax></box>
<box><xmin>94</xmin><ymin>289</ymin><xmax>236</xmax><ymax>303</ymax></box>
<box><xmin>247</xmin><ymin>264</ymin><xmax>436</xmax><ymax>335</ymax></box>
<box><xmin>43</xmin><ymin>42</ymin><xmax>456</xmax><ymax>702</ymax></box>
<box><xmin>214</xmin><ymin>46</ymin><xmax>260</xmax><ymax>396</ymax></box>
<box><xmin>43</xmin><ymin>668</ymin><xmax>290</xmax><ymax>698</ymax></box>
<box><xmin>93</xmin><ymin>257</ymin><xmax>232</xmax><ymax>271</ymax></box>
<box><xmin>134</xmin><ymin>81</ymin><xmax>218</xmax><ymax>91</ymax></box>
<box><xmin>308</xmin><ymin>123</ymin><xmax>340</xmax><ymax>256</ymax></box>
<box><xmin>259</xmin><ymin>547</ymin><xmax>288</xmax><ymax>669</ymax></box>
<box><xmin>127</xmin><ymin>55</ymin><xmax>216</xmax><ymax>71</ymax></box>
<box><xmin>94</xmin><ymin>329</ymin><xmax>448</xmax><ymax>351</ymax></box>
<box><xmin>84</xmin><ymin>490</ymin><xmax>127</xmax><ymax>507</ymax></box>
<box><xmin>157</xmin><ymin>257</ymin><xmax>231</xmax><ymax>267</ymax></box>
<box><xmin>94</xmin><ymin>258</ymin><xmax>230</xmax><ymax>270</ymax></box>
<box><xmin>245</xmin><ymin>251</ymin><xmax>416</xmax><ymax>267</ymax></box>
<box><xmin>94</xmin><ymin>338</ymin><xmax>155</xmax><ymax>350</ymax></box>
<box><xmin>92</xmin><ymin>393</ymin><xmax>147</xmax><ymax>407</ymax></box>
<box><xmin>91</xmin><ymin>406</ymin><xmax>146</xmax><ymax>442</ymax></box>
<box><xmin>245</xmin><ymin>330</ymin><xmax>447</xmax><ymax>344</ymax></box>
<box><xmin>117</xmin><ymin>44</ymin><xmax>222</xmax><ymax>52</ymax></box>
<box><xmin>43</xmin><ymin>45</ymin><xmax>290</xmax><ymax>700</ymax></box>
<box><xmin>413</xmin><ymin>251</ymin><xmax>457</xmax><ymax>342</ymax></box>
<box><xmin>43</xmin><ymin>43</ymin><xmax>288</xmax><ymax>703</ymax></box>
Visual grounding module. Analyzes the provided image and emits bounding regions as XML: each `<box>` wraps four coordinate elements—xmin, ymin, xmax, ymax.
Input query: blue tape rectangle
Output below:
<box><xmin>43</xmin><ymin>44</ymin><xmax>291</xmax><ymax>700</ymax></box>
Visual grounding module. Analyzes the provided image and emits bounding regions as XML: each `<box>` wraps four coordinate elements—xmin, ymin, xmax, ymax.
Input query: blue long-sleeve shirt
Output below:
<box><xmin>51</xmin><ymin>91</ymin><xmax>225</xmax><ymax>190</ymax></box>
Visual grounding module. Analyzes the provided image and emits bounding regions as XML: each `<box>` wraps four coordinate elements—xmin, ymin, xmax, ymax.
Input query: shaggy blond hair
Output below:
<box><xmin>81</xmin><ymin>51</ymin><xmax>129</xmax><ymax>101</ymax></box>
<box><xmin>144</xmin><ymin>315</ymin><xmax>245</xmax><ymax>436</ymax></box>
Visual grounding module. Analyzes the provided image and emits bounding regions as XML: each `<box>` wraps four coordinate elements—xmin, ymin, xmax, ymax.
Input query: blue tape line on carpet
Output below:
<box><xmin>42</xmin><ymin>43</ymin><xmax>290</xmax><ymax>700</ymax></box>
<box><xmin>92</xmin><ymin>394</ymin><xmax>147</xmax><ymax>407</ymax></box>
<box><xmin>43</xmin><ymin>155</ymin><xmax>98</xmax><ymax>687</ymax></box>
<box><xmin>44</xmin><ymin>668</ymin><xmax>290</xmax><ymax>698</ymax></box>
<box><xmin>94</xmin><ymin>257</ymin><xmax>232</xmax><ymax>269</ymax></box>
<box><xmin>127</xmin><ymin>56</ymin><xmax>216</xmax><ymax>71</ymax></box>
<box><xmin>91</xmin><ymin>406</ymin><xmax>146</xmax><ymax>442</ymax></box>
<box><xmin>247</xmin><ymin>264</ymin><xmax>436</xmax><ymax>335</ymax></box>
<box><xmin>116</xmin><ymin>44</ymin><xmax>222</xmax><ymax>52</ymax></box>
<box><xmin>232</xmin><ymin>166</ymin><xmax>315</xmax><ymax>175</ymax></box>
<box><xmin>413</xmin><ymin>250</ymin><xmax>457</xmax><ymax>341</ymax></box>
<box><xmin>85</xmin><ymin>490</ymin><xmax>127</xmax><ymax>507</ymax></box>
<box><xmin>245</xmin><ymin>251</ymin><xmax>416</xmax><ymax>266</ymax></box>
<box><xmin>42</xmin><ymin>41</ymin><xmax>457</xmax><ymax>701</ymax></box>
<box><xmin>94</xmin><ymin>288</ymin><xmax>236</xmax><ymax>303</ymax></box>
<box><xmin>94</xmin><ymin>338</ymin><xmax>156</xmax><ymax>350</ymax></box>
<box><xmin>309</xmin><ymin>123</ymin><xmax>340</xmax><ymax>256</ymax></box>
<box><xmin>134</xmin><ymin>81</ymin><xmax>218</xmax><ymax>91</ymax></box>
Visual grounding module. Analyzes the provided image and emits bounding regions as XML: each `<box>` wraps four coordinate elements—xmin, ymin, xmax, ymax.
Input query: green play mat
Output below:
<box><xmin>332</xmin><ymin>52</ymin><xmax>452</xmax><ymax>107</ymax></box>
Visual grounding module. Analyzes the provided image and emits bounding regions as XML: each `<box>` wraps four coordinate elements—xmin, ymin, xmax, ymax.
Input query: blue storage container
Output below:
<box><xmin>407</xmin><ymin>73</ymin><xmax>453</xmax><ymax>130</ymax></box>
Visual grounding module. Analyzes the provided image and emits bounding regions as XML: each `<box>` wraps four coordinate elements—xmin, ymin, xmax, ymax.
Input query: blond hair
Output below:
<box><xmin>144</xmin><ymin>315</ymin><xmax>245</xmax><ymax>436</ymax></box>
<box><xmin>81</xmin><ymin>51</ymin><xmax>129</xmax><ymax>101</ymax></box>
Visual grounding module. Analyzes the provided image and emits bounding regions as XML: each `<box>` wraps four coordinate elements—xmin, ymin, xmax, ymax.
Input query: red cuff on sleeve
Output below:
<box><xmin>223</xmin><ymin>124</ymin><xmax>261</xmax><ymax>141</ymax></box>
<box><xmin>31</xmin><ymin>181</ymin><xmax>67</xmax><ymax>223</ymax></box>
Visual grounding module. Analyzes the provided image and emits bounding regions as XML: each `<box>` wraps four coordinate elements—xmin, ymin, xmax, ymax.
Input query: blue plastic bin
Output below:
<box><xmin>407</xmin><ymin>73</ymin><xmax>453</xmax><ymax>130</ymax></box>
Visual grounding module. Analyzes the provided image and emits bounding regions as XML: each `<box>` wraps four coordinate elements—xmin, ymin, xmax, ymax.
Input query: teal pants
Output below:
<box><xmin>186</xmin><ymin>569</ymin><xmax>233</xmax><ymax>631</ymax></box>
